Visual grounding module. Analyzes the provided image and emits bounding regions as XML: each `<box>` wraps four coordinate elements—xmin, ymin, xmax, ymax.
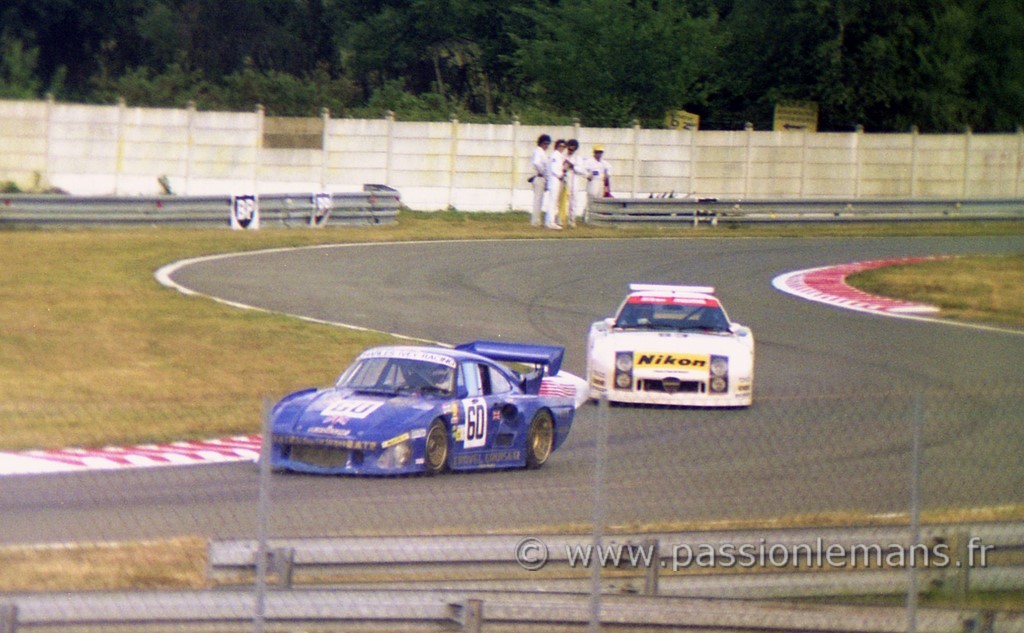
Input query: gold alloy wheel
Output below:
<box><xmin>424</xmin><ymin>419</ymin><xmax>449</xmax><ymax>474</ymax></box>
<box><xmin>526</xmin><ymin>410</ymin><xmax>554</xmax><ymax>469</ymax></box>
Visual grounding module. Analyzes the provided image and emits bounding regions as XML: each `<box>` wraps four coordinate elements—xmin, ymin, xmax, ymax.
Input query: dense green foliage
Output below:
<box><xmin>1</xmin><ymin>0</ymin><xmax>1021</xmax><ymax>131</ymax></box>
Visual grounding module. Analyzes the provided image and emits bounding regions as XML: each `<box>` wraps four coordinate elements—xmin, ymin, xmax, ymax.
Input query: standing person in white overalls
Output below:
<box><xmin>582</xmin><ymin>144</ymin><xmax>613</xmax><ymax>222</ymax></box>
<box><xmin>530</xmin><ymin>134</ymin><xmax>551</xmax><ymax>227</ymax></box>
<box><xmin>564</xmin><ymin>139</ymin><xmax>588</xmax><ymax>227</ymax></box>
<box><xmin>543</xmin><ymin>139</ymin><xmax>567</xmax><ymax>230</ymax></box>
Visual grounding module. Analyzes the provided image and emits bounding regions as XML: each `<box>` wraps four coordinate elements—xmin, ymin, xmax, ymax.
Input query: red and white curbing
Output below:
<box><xmin>0</xmin><ymin>436</ymin><xmax>261</xmax><ymax>476</ymax></box>
<box><xmin>772</xmin><ymin>257</ymin><xmax>944</xmax><ymax>316</ymax></box>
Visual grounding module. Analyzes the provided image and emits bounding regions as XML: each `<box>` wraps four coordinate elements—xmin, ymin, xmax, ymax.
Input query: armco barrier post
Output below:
<box><xmin>643</xmin><ymin>538</ymin><xmax>660</xmax><ymax>595</ymax></box>
<box><xmin>0</xmin><ymin>603</ymin><xmax>16</xmax><ymax>633</ymax></box>
<box><xmin>941</xmin><ymin>530</ymin><xmax>971</xmax><ymax>603</ymax></box>
<box><xmin>269</xmin><ymin>547</ymin><xmax>295</xmax><ymax>589</ymax></box>
<box><xmin>459</xmin><ymin>599</ymin><xmax>483</xmax><ymax>633</ymax></box>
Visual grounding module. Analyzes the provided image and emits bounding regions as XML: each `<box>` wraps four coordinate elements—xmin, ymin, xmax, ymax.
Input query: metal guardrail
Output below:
<box><xmin>3</xmin><ymin>588</ymin><xmax>1021</xmax><ymax>633</ymax></box>
<box><xmin>4</xmin><ymin>523</ymin><xmax>1018</xmax><ymax>631</ymax></box>
<box><xmin>206</xmin><ymin>522</ymin><xmax>1024</xmax><ymax>599</ymax></box>
<box><xmin>0</xmin><ymin>185</ymin><xmax>400</xmax><ymax>228</ymax></box>
<box><xmin>587</xmin><ymin>197</ymin><xmax>1024</xmax><ymax>225</ymax></box>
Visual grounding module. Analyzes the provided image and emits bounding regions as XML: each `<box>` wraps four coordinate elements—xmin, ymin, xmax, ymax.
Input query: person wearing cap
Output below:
<box><xmin>529</xmin><ymin>134</ymin><xmax>551</xmax><ymax>226</ymax></box>
<box><xmin>582</xmin><ymin>145</ymin><xmax>613</xmax><ymax>220</ymax></box>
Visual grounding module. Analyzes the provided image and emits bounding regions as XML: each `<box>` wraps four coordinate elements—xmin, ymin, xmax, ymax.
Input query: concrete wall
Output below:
<box><xmin>1</xmin><ymin>98</ymin><xmax>1021</xmax><ymax>211</ymax></box>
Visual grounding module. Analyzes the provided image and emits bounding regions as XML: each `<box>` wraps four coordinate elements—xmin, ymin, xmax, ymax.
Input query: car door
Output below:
<box><xmin>452</xmin><ymin>361</ymin><xmax>523</xmax><ymax>467</ymax></box>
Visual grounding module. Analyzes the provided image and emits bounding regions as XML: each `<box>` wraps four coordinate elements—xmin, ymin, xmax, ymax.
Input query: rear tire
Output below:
<box><xmin>525</xmin><ymin>410</ymin><xmax>555</xmax><ymax>469</ymax></box>
<box><xmin>423</xmin><ymin>418</ymin><xmax>449</xmax><ymax>475</ymax></box>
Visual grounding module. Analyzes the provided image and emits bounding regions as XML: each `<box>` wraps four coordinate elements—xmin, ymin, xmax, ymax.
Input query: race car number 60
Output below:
<box><xmin>463</xmin><ymin>399</ymin><xmax>487</xmax><ymax>448</ymax></box>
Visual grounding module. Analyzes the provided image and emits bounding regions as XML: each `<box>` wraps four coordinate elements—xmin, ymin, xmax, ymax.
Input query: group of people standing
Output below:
<box><xmin>529</xmin><ymin>134</ymin><xmax>612</xmax><ymax>229</ymax></box>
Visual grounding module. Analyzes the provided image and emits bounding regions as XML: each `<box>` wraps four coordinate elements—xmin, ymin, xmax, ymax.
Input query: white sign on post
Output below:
<box><xmin>231</xmin><ymin>194</ymin><xmax>260</xmax><ymax>230</ymax></box>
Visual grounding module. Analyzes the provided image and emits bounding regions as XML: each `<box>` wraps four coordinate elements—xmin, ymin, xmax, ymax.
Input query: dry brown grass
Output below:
<box><xmin>848</xmin><ymin>254</ymin><xmax>1024</xmax><ymax>329</ymax></box>
<box><xmin>0</xmin><ymin>537</ymin><xmax>207</xmax><ymax>591</ymax></box>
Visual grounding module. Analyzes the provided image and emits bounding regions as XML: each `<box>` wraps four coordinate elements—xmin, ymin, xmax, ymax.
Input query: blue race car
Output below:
<box><xmin>269</xmin><ymin>341</ymin><xmax>578</xmax><ymax>475</ymax></box>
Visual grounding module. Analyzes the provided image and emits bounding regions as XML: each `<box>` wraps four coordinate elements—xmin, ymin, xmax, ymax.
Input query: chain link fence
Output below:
<box><xmin>0</xmin><ymin>382</ymin><xmax>1021</xmax><ymax>631</ymax></box>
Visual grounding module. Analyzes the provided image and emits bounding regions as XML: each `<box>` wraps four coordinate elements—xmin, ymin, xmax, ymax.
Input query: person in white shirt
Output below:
<box><xmin>543</xmin><ymin>139</ymin><xmax>567</xmax><ymax>229</ymax></box>
<box><xmin>529</xmin><ymin>134</ymin><xmax>551</xmax><ymax>226</ymax></box>
<box><xmin>564</xmin><ymin>139</ymin><xmax>589</xmax><ymax>227</ymax></box>
<box><xmin>582</xmin><ymin>145</ymin><xmax>612</xmax><ymax>220</ymax></box>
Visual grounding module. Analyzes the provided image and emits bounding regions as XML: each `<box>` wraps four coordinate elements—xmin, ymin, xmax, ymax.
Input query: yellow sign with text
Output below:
<box><xmin>635</xmin><ymin>352</ymin><xmax>709</xmax><ymax>370</ymax></box>
<box><xmin>665</xmin><ymin>110</ymin><xmax>700</xmax><ymax>131</ymax></box>
<box><xmin>773</xmin><ymin>101</ymin><xmax>819</xmax><ymax>132</ymax></box>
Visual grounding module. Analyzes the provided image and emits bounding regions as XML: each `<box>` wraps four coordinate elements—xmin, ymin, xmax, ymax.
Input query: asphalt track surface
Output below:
<box><xmin>1</xmin><ymin>236</ymin><xmax>1022</xmax><ymax>546</ymax></box>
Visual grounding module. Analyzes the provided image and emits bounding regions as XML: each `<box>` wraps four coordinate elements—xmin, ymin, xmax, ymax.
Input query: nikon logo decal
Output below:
<box><xmin>635</xmin><ymin>353</ymin><xmax>709</xmax><ymax>369</ymax></box>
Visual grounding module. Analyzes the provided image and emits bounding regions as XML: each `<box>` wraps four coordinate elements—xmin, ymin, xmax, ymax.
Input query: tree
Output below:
<box><xmin>968</xmin><ymin>0</ymin><xmax>1024</xmax><ymax>131</ymax></box>
<box><xmin>514</xmin><ymin>0</ymin><xmax>721</xmax><ymax>127</ymax></box>
<box><xmin>0</xmin><ymin>33</ymin><xmax>43</xmax><ymax>98</ymax></box>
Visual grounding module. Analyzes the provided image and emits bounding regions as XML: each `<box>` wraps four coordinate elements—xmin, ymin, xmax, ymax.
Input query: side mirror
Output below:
<box><xmin>730</xmin><ymin>323</ymin><xmax>751</xmax><ymax>337</ymax></box>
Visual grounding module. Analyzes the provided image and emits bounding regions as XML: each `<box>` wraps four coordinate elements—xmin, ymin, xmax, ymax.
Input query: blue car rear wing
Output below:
<box><xmin>455</xmin><ymin>340</ymin><xmax>564</xmax><ymax>376</ymax></box>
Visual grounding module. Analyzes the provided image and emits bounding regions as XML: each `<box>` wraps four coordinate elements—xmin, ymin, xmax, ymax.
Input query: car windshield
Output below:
<box><xmin>615</xmin><ymin>302</ymin><xmax>731</xmax><ymax>332</ymax></box>
<box><xmin>336</xmin><ymin>356</ymin><xmax>456</xmax><ymax>397</ymax></box>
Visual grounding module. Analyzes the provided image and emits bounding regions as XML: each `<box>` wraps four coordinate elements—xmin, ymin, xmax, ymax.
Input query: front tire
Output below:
<box><xmin>525</xmin><ymin>410</ymin><xmax>555</xmax><ymax>469</ymax></box>
<box><xmin>423</xmin><ymin>418</ymin><xmax>450</xmax><ymax>475</ymax></box>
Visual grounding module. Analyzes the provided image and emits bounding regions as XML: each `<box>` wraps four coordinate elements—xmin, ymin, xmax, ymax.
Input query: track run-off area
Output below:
<box><xmin>0</xmin><ymin>236</ymin><xmax>1021</xmax><ymax>545</ymax></box>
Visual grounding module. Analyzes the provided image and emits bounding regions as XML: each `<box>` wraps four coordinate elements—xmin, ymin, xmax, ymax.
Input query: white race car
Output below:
<box><xmin>587</xmin><ymin>284</ymin><xmax>754</xmax><ymax>407</ymax></box>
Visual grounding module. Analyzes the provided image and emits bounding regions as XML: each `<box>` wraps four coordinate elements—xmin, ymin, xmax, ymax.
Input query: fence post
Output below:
<box><xmin>1016</xmin><ymin>126</ymin><xmax>1023</xmax><ymax>198</ymax></box>
<box><xmin>962</xmin><ymin>126</ymin><xmax>973</xmax><ymax>199</ymax></box>
<box><xmin>689</xmin><ymin>127</ymin><xmax>698</xmax><ymax>196</ymax></box>
<box><xmin>115</xmin><ymin>97</ymin><xmax>127</xmax><ymax>195</ymax></box>
<box><xmin>590</xmin><ymin>396</ymin><xmax>611</xmax><ymax>633</ymax></box>
<box><xmin>269</xmin><ymin>546</ymin><xmax>295</xmax><ymax>589</ymax></box>
<box><xmin>448</xmin><ymin>115</ymin><xmax>460</xmax><ymax>209</ymax></box>
<box><xmin>320</xmin><ymin>107</ymin><xmax>331</xmax><ymax>191</ymax></box>
<box><xmin>254</xmin><ymin>105</ymin><xmax>265</xmax><ymax>197</ymax></box>
<box><xmin>511</xmin><ymin>115</ymin><xmax>521</xmax><ymax>211</ymax></box>
<box><xmin>910</xmin><ymin>126</ymin><xmax>920</xmax><ymax>198</ymax></box>
<box><xmin>460</xmin><ymin>598</ymin><xmax>483</xmax><ymax>633</ymax></box>
<box><xmin>44</xmin><ymin>93</ymin><xmax>55</xmax><ymax>191</ymax></box>
<box><xmin>854</xmin><ymin>124</ymin><xmax>864</xmax><ymax>198</ymax></box>
<box><xmin>643</xmin><ymin>538</ymin><xmax>660</xmax><ymax>595</ymax></box>
<box><xmin>798</xmin><ymin>128</ymin><xmax>808</xmax><ymax>198</ymax></box>
<box><xmin>253</xmin><ymin>399</ymin><xmax>274</xmax><ymax>633</ymax></box>
<box><xmin>941</xmin><ymin>530</ymin><xmax>970</xmax><ymax>603</ymax></box>
<box><xmin>0</xmin><ymin>604</ymin><xmax>15</xmax><ymax>633</ymax></box>
<box><xmin>630</xmin><ymin>119</ymin><xmax>641</xmax><ymax>197</ymax></box>
<box><xmin>907</xmin><ymin>395</ymin><xmax>924</xmax><ymax>633</ymax></box>
<box><xmin>743</xmin><ymin>122</ymin><xmax>754</xmax><ymax>199</ymax></box>
<box><xmin>385</xmin><ymin>111</ymin><xmax>395</xmax><ymax>187</ymax></box>
<box><xmin>185</xmin><ymin>101</ymin><xmax>196</xmax><ymax>195</ymax></box>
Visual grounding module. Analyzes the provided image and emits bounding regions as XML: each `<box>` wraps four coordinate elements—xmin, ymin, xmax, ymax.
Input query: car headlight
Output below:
<box><xmin>710</xmin><ymin>357</ymin><xmax>728</xmax><ymax>376</ymax></box>
<box><xmin>614</xmin><ymin>352</ymin><xmax>634</xmax><ymax>390</ymax></box>
<box><xmin>376</xmin><ymin>441</ymin><xmax>413</xmax><ymax>469</ymax></box>
<box><xmin>709</xmin><ymin>355</ymin><xmax>729</xmax><ymax>393</ymax></box>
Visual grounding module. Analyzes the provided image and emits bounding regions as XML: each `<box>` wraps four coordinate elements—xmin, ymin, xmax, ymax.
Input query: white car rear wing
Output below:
<box><xmin>628</xmin><ymin>283</ymin><xmax>715</xmax><ymax>295</ymax></box>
